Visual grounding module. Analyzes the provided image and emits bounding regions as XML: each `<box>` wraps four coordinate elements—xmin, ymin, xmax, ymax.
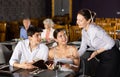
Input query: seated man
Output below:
<box><xmin>9</xmin><ymin>26</ymin><xmax>49</xmax><ymax>69</ymax></box>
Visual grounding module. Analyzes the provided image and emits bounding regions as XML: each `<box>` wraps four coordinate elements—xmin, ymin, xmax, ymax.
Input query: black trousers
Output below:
<box><xmin>96</xmin><ymin>45</ymin><xmax>120</xmax><ymax>77</ymax></box>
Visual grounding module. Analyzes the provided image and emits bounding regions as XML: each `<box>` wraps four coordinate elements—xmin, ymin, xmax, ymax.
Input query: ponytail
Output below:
<box><xmin>77</xmin><ymin>9</ymin><xmax>96</xmax><ymax>22</ymax></box>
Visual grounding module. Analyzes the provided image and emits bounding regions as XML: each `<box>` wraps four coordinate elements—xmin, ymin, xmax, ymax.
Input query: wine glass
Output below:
<box><xmin>54</xmin><ymin>61</ymin><xmax>60</xmax><ymax>77</ymax></box>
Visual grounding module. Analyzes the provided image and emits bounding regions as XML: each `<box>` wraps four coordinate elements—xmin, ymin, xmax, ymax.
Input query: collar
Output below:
<box><xmin>26</xmin><ymin>39</ymin><xmax>40</xmax><ymax>49</ymax></box>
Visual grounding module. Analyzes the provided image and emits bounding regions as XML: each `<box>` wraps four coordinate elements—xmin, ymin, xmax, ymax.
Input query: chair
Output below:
<box><xmin>115</xmin><ymin>23</ymin><xmax>120</xmax><ymax>39</ymax></box>
<box><xmin>0</xmin><ymin>22</ymin><xmax>7</xmax><ymax>42</ymax></box>
<box><xmin>116</xmin><ymin>23</ymin><xmax>120</xmax><ymax>30</ymax></box>
<box><xmin>69</xmin><ymin>25</ymin><xmax>82</xmax><ymax>42</ymax></box>
<box><xmin>53</xmin><ymin>24</ymin><xmax>69</xmax><ymax>37</ymax></box>
<box><xmin>100</xmin><ymin>23</ymin><xmax>117</xmax><ymax>39</ymax></box>
<box><xmin>0</xmin><ymin>44</ymin><xmax>5</xmax><ymax>64</ymax></box>
<box><xmin>30</xmin><ymin>18</ymin><xmax>39</xmax><ymax>27</ymax></box>
<box><xmin>53</xmin><ymin>24</ymin><xmax>68</xmax><ymax>29</ymax></box>
<box><xmin>1</xmin><ymin>44</ymin><xmax>13</xmax><ymax>64</ymax></box>
<box><xmin>7</xmin><ymin>21</ymin><xmax>20</xmax><ymax>40</ymax></box>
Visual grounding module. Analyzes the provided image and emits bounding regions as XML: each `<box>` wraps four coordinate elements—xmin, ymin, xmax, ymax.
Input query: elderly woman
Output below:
<box><xmin>48</xmin><ymin>28</ymin><xmax>80</xmax><ymax>73</ymax></box>
<box><xmin>41</xmin><ymin>18</ymin><xmax>55</xmax><ymax>43</ymax></box>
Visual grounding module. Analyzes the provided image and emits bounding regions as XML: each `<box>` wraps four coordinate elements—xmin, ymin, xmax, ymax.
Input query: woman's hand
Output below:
<box><xmin>46</xmin><ymin>64</ymin><xmax>54</xmax><ymax>70</ymax></box>
<box><xmin>87</xmin><ymin>51</ymin><xmax>98</xmax><ymax>61</ymax></box>
<box><xmin>88</xmin><ymin>48</ymin><xmax>105</xmax><ymax>61</ymax></box>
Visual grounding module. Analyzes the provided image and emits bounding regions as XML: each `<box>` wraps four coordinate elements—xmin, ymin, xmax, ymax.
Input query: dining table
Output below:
<box><xmin>0</xmin><ymin>65</ymin><xmax>74</xmax><ymax>77</ymax></box>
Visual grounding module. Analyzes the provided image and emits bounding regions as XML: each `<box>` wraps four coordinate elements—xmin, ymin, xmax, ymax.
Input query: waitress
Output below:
<box><xmin>77</xmin><ymin>9</ymin><xmax>120</xmax><ymax>77</ymax></box>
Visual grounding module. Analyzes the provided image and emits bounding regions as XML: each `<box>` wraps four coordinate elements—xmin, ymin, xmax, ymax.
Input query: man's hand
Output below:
<box><xmin>19</xmin><ymin>62</ymin><xmax>37</xmax><ymax>69</ymax></box>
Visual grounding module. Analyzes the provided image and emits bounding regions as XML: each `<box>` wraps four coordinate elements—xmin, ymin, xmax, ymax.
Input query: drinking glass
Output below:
<box><xmin>54</xmin><ymin>61</ymin><xmax>60</xmax><ymax>77</ymax></box>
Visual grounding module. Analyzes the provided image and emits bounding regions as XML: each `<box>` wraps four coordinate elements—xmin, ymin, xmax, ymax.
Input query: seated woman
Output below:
<box><xmin>41</xmin><ymin>18</ymin><xmax>55</xmax><ymax>43</ymax></box>
<box><xmin>48</xmin><ymin>28</ymin><xmax>80</xmax><ymax>73</ymax></box>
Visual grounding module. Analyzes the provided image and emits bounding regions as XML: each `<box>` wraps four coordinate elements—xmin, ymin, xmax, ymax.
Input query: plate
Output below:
<box><xmin>70</xmin><ymin>41</ymin><xmax>81</xmax><ymax>45</ymax></box>
<box><xmin>116</xmin><ymin>30</ymin><xmax>120</xmax><ymax>32</ymax></box>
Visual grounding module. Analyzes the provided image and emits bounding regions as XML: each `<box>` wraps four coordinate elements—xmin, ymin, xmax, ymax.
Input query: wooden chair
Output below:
<box><xmin>116</xmin><ymin>23</ymin><xmax>120</xmax><ymax>30</ymax></box>
<box><xmin>7</xmin><ymin>21</ymin><xmax>20</xmax><ymax>40</ymax></box>
<box><xmin>69</xmin><ymin>25</ymin><xmax>82</xmax><ymax>42</ymax></box>
<box><xmin>0</xmin><ymin>22</ymin><xmax>7</xmax><ymax>42</ymax></box>
<box><xmin>53</xmin><ymin>24</ymin><xmax>68</xmax><ymax>29</ymax></box>
<box><xmin>95</xmin><ymin>18</ymin><xmax>120</xmax><ymax>39</ymax></box>
<box><xmin>53</xmin><ymin>24</ymin><xmax>69</xmax><ymax>37</ymax></box>
<box><xmin>30</xmin><ymin>18</ymin><xmax>39</xmax><ymax>27</ymax></box>
<box><xmin>1</xmin><ymin>44</ymin><xmax>12</xmax><ymax>64</ymax></box>
<box><xmin>103</xmin><ymin>25</ymin><xmax>116</xmax><ymax>39</ymax></box>
<box><xmin>115</xmin><ymin>23</ymin><xmax>120</xmax><ymax>39</ymax></box>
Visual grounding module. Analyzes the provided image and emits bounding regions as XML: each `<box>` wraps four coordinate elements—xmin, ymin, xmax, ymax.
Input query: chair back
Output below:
<box><xmin>0</xmin><ymin>44</ymin><xmax>5</xmax><ymax>64</ymax></box>
<box><xmin>7</xmin><ymin>21</ymin><xmax>20</xmax><ymax>39</ymax></box>
<box><xmin>30</xmin><ymin>18</ymin><xmax>39</xmax><ymax>27</ymax></box>
<box><xmin>69</xmin><ymin>25</ymin><xmax>82</xmax><ymax>42</ymax></box>
<box><xmin>0</xmin><ymin>22</ymin><xmax>7</xmax><ymax>42</ymax></box>
<box><xmin>1</xmin><ymin>44</ymin><xmax>12</xmax><ymax>64</ymax></box>
<box><xmin>102</xmin><ymin>25</ymin><xmax>116</xmax><ymax>39</ymax></box>
<box><xmin>53</xmin><ymin>24</ymin><xmax>68</xmax><ymax>29</ymax></box>
<box><xmin>53</xmin><ymin>24</ymin><xmax>69</xmax><ymax>37</ymax></box>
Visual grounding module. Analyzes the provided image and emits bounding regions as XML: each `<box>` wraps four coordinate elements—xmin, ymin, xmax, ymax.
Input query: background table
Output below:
<box><xmin>0</xmin><ymin>41</ymin><xmax>17</xmax><ymax>64</ymax></box>
<box><xmin>0</xmin><ymin>41</ymin><xmax>17</xmax><ymax>51</ymax></box>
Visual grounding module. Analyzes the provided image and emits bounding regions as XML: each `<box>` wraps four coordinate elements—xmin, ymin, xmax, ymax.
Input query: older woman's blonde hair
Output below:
<box><xmin>43</xmin><ymin>18</ymin><xmax>54</xmax><ymax>27</ymax></box>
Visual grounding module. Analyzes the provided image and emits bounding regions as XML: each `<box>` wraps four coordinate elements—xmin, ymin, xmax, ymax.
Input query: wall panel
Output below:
<box><xmin>0</xmin><ymin>0</ymin><xmax>46</xmax><ymax>21</ymax></box>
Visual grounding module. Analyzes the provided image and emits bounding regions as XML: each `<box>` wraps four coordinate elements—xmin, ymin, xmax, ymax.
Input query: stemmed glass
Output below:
<box><xmin>54</xmin><ymin>61</ymin><xmax>60</xmax><ymax>77</ymax></box>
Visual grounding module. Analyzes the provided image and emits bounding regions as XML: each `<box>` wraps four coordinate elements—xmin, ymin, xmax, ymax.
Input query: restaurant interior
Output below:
<box><xmin>0</xmin><ymin>0</ymin><xmax>120</xmax><ymax>77</ymax></box>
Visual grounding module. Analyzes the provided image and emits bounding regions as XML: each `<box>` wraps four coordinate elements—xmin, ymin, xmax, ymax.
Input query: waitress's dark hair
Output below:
<box><xmin>77</xmin><ymin>9</ymin><xmax>96</xmax><ymax>22</ymax></box>
<box><xmin>53</xmin><ymin>28</ymin><xmax>65</xmax><ymax>39</ymax></box>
